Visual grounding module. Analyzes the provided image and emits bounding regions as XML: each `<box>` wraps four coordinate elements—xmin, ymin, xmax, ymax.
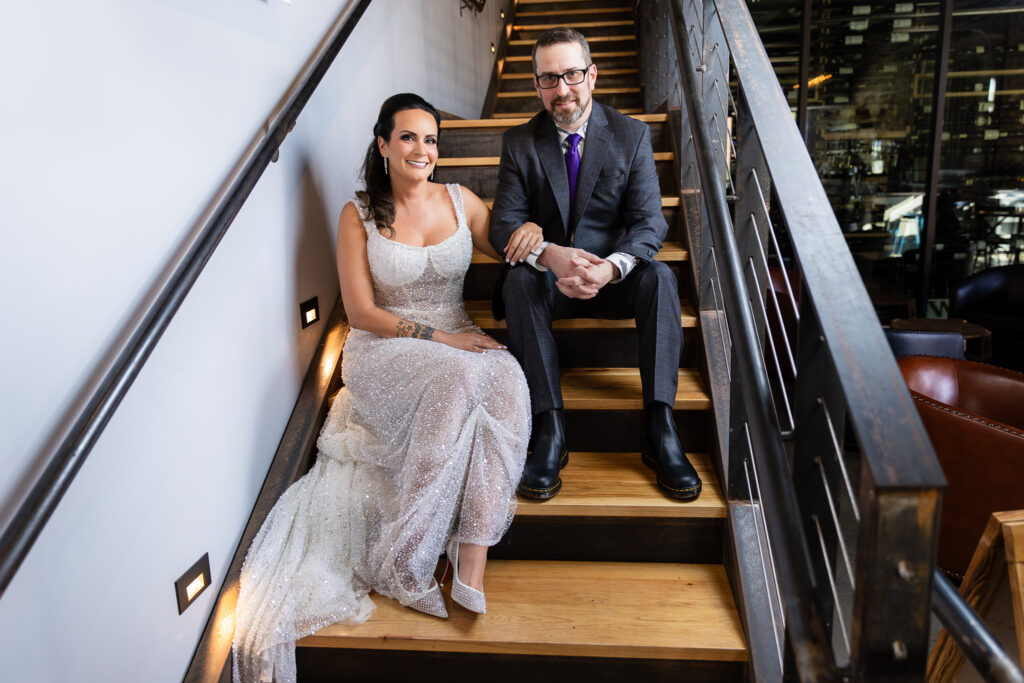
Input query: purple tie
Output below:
<box><xmin>565</xmin><ymin>133</ymin><xmax>582</xmax><ymax>222</ymax></box>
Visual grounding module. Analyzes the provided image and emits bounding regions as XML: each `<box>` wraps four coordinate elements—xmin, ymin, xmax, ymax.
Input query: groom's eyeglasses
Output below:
<box><xmin>535</xmin><ymin>65</ymin><xmax>592</xmax><ymax>89</ymax></box>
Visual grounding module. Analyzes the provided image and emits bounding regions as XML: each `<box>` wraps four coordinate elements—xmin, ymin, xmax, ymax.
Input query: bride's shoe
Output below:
<box><xmin>405</xmin><ymin>580</ymin><xmax>448</xmax><ymax>619</ymax></box>
<box><xmin>444</xmin><ymin>539</ymin><xmax>486</xmax><ymax>614</ymax></box>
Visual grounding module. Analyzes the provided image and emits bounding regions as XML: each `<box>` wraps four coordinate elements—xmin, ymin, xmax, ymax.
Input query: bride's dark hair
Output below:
<box><xmin>357</xmin><ymin>93</ymin><xmax>442</xmax><ymax>236</ymax></box>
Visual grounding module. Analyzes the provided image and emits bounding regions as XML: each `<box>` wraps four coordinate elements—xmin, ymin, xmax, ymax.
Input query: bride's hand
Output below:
<box><xmin>434</xmin><ymin>330</ymin><xmax>506</xmax><ymax>353</ymax></box>
<box><xmin>503</xmin><ymin>222</ymin><xmax>544</xmax><ymax>264</ymax></box>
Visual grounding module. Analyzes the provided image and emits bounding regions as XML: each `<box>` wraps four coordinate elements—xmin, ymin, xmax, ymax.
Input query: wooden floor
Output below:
<box><xmin>561</xmin><ymin>368</ymin><xmax>710</xmax><ymax>410</ymax></box>
<box><xmin>516</xmin><ymin>451</ymin><xmax>726</xmax><ymax>518</ymax></box>
<box><xmin>300</xmin><ymin>560</ymin><xmax>746</xmax><ymax>662</ymax></box>
<box><xmin>470</xmin><ymin>239</ymin><xmax>687</xmax><ymax>262</ymax></box>
<box><xmin>440</xmin><ymin>112</ymin><xmax>666</xmax><ymax>128</ymax></box>
<box><xmin>464</xmin><ymin>298</ymin><xmax>699</xmax><ymax>329</ymax></box>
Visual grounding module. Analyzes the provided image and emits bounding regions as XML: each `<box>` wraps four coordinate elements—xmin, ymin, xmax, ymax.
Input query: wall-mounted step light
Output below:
<box><xmin>175</xmin><ymin>553</ymin><xmax>212</xmax><ymax>614</ymax></box>
<box><xmin>300</xmin><ymin>296</ymin><xmax>320</xmax><ymax>329</ymax></box>
<box><xmin>490</xmin><ymin>42</ymin><xmax>496</xmax><ymax>54</ymax></box>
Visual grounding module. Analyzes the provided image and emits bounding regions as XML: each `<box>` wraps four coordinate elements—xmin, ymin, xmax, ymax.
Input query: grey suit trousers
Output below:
<box><xmin>502</xmin><ymin>259</ymin><xmax>682</xmax><ymax>415</ymax></box>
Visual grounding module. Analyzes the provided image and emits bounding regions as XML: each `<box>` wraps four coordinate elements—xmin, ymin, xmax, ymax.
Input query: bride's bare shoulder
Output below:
<box><xmin>338</xmin><ymin>200</ymin><xmax>367</xmax><ymax>236</ymax></box>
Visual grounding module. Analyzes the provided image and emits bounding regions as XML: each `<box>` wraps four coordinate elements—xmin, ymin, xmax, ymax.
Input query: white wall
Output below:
<box><xmin>0</xmin><ymin>1</ymin><xmax>510</xmax><ymax>680</ymax></box>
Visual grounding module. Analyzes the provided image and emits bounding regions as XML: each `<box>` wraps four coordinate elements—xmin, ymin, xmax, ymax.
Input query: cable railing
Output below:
<box><xmin>646</xmin><ymin>0</ymin><xmax>1024</xmax><ymax>679</ymax></box>
<box><xmin>0</xmin><ymin>0</ymin><xmax>372</xmax><ymax>600</ymax></box>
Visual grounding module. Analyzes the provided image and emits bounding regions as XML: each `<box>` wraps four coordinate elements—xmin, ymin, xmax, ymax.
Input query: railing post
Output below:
<box><xmin>850</xmin><ymin>480</ymin><xmax>939</xmax><ymax>679</ymax></box>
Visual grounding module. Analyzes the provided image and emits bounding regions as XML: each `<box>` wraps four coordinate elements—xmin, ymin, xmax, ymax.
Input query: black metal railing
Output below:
<box><xmin>932</xmin><ymin>569</ymin><xmax>1024</xmax><ymax>683</ymax></box>
<box><xmin>639</xmin><ymin>0</ymin><xmax>1024</xmax><ymax>679</ymax></box>
<box><xmin>0</xmin><ymin>0</ymin><xmax>372</xmax><ymax>600</ymax></box>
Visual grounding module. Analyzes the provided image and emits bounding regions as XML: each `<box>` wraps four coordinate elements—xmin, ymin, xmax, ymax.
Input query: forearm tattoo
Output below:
<box><xmin>396</xmin><ymin>319</ymin><xmax>435</xmax><ymax>340</ymax></box>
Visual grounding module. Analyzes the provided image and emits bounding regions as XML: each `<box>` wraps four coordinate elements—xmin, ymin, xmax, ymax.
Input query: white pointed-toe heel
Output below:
<box><xmin>405</xmin><ymin>579</ymin><xmax>448</xmax><ymax>619</ymax></box>
<box><xmin>444</xmin><ymin>539</ymin><xmax>486</xmax><ymax>614</ymax></box>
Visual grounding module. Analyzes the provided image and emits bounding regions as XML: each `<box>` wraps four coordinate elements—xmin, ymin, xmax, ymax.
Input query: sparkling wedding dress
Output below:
<box><xmin>232</xmin><ymin>184</ymin><xmax>530</xmax><ymax>683</ymax></box>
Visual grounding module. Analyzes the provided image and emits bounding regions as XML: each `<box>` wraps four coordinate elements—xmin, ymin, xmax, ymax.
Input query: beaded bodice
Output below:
<box><xmin>359</xmin><ymin>184</ymin><xmax>473</xmax><ymax>332</ymax></box>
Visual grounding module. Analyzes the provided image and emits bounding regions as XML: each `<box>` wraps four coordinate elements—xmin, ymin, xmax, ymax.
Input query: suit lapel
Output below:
<box><xmin>535</xmin><ymin>116</ymin><xmax>571</xmax><ymax>238</ymax></box>
<box><xmin>572</xmin><ymin>103</ymin><xmax>610</xmax><ymax>231</ymax></box>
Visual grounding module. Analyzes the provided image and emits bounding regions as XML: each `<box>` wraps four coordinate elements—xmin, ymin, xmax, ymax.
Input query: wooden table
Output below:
<box><xmin>890</xmin><ymin>317</ymin><xmax>993</xmax><ymax>363</ymax></box>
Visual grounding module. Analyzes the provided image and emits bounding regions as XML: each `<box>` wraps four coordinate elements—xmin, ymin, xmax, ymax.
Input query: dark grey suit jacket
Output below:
<box><xmin>489</xmin><ymin>101</ymin><xmax>668</xmax><ymax>317</ymax></box>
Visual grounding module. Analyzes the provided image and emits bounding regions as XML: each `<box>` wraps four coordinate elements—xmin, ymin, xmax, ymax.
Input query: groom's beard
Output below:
<box><xmin>549</xmin><ymin>93</ymin><xmax>588</xmax><ymax>126</ymax></box>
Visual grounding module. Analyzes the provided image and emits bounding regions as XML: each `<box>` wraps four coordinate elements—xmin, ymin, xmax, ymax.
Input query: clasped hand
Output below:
<box><xmin>539</xmin><ymin>244</ymin><xmax>617</xmax><ymax>300</ymax></box>
<box><xmin>502</xmin><ymin>223</ymin><xmax>618</xmax><ymax>299</ymax></box>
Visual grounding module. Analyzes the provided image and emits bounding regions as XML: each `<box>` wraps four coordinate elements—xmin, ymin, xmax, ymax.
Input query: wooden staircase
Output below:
<box><xmin>296</xmin><ymin>2</ymin><xmax>748</xmax><ymax>680</ymax></box>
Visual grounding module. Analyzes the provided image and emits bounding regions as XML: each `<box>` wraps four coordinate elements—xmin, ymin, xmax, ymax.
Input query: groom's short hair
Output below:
<box><xmin>531</xmin><ymin>27</ymin><xmax>592</xmax><ymax>74</ymax></box>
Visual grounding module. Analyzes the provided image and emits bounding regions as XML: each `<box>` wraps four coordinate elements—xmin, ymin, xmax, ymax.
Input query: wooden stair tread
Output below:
<box><xmin>471</xmin><ymin>238</ymin><xmax>686</xmax><ymax>264</ymax></box>
<box><xmin>441</xmin><ymin>112</ymin><xmax>666</xmax><ymax>128</ymax></box>
<box><xmin>498</xmin><ymin>87</ymin><xmax>640</xmax><ymax>98</ymax></box>
<box><xmin>505</xmin><ymin>50</ymin><xmax>637</xmax><ymax>62</ymax></box>
<box><xmin>562</xmin><ymin>368</ymin><xmax>709</xmax><ymax>410</ymax></box>
<box><xmin>517</xmin><ymin>452</ymin><xmax>725</xmax><ymax>518</ymax></box>
<box><xmin>492</xmin><ymin>109</ymin><xmax>645</xmax><ymax>118</ymax></box>
<box><xmin>517</xmin><ymin>0</ymin><xmax>621</xmax><ymax>3</ymax></box>
<box><xmin>438</xmin><ymin>151</ymin><xmax>672</xmax><ymax>166</ymax></box>
<box><xmin>300</xmin><ymin>560</ymin><xmax>746</xmax><ymax>661</ymax></box>
<box><xmin>479</xmin><ymin>196</ymin><xmax>680</xmax><ymax>210</ymax></box>
<box><xmin>517</xmin><ymin>7</ymin><xmax>633</xmax><ymax>18</ymax></box>
<box><xmin>464</xmin><ymin>297</ymin><xmax>697</xmax><ymax>329</ymax></box>
<box><xmin>501</xmin><ymin>68</ymin><xmax>638</xmax><ymax>79</ymax></box>
<box><xmin>510</xmin><ymin>35</ymin><xmax>636</xmax><ymax>46</ymax></box>
<box><xmin>514</xmin><ymin>20</ymin><xmax>635</xmax><ymax>30</ymax></box>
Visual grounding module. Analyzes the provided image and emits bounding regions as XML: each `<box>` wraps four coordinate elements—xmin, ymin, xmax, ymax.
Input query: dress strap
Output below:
<box><xmin>352</xmin><ymin>195</ymin><xmax>377</xmax><ymax>237</ymax></box>
<box><xmin>444</xmin><ymin>183</ymin><xmax>468</xmax><ymax>234</ymax></box>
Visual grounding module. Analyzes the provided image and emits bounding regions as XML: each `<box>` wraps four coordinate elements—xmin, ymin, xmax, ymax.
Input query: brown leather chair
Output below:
<box><xmin>898</xmin><ymin>356</ymin><xmax>1024</xmax><ymax>577</ymax></box>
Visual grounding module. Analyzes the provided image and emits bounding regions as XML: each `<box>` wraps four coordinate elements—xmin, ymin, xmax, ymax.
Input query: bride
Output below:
<box><xmin>232</xmin><ymin>93</ymin><xmax>533</xmax><ymax>683</ymax></box>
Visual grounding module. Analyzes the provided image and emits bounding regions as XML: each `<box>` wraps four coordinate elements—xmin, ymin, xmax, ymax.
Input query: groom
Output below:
<box><xmin>489</xmin><ymin>27</ymin><xmax>701</xmax><ymax>501</ymax></box>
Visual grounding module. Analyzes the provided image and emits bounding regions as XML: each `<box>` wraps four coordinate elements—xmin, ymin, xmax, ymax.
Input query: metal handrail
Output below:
<box><xmin>932</xmin><ymin>570</ymin><xmax>1024</xmax><ymax>683</ymax></box>
<box><xmin>0</xmin><ymin>0</ymin><xmax>372</xmax><ymax>599</ymax></box>
<box><xmin>664</xmin><ymin>0</ymin><xmax>1024</xmax><ymax>678</ymax></box>
<box><xmin>714</xmin><ymin>0</ymin><xmax>941</xmax><ymax>491</ymax></box>
<box><xmin>668</xmin><ymin>0</ymin><xmax>834</xmax><ymax>677</ymax></box>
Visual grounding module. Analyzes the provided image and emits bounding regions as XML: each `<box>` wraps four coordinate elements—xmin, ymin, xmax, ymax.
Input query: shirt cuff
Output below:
<box><xmin>526</xmin><ymin>241</ymin><xmax>550</xmax><ymax>271</ymax></box>
<box><xmin>605</xmin><ymin>252</ymin><xmax>637</xmax><ymax>283</ymax></box>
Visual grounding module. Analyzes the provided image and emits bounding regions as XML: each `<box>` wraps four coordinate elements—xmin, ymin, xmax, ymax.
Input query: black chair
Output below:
<box><xmin>952</xmin><ymin>264</ymin><xmax>1024</xmax><ymax>371</ymax></box>
<box><xmin>885</xmin><ymin>328</ymin><xmax>965</xmax><ymax>359</ymax></box>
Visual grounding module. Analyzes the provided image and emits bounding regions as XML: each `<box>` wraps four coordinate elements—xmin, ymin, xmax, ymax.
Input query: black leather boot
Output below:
<box><xmin>517</xmin><ymin>408</ymin><xmax>568</xmax><ymax>500</ymax></box>
<box><xmin>641</xmin><ymin>402</ymin><xmax>702</xmax><ymax>500</ymax></box>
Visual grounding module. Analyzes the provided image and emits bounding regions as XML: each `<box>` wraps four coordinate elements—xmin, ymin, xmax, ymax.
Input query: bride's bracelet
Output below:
<box><xmin>396</xmin><ymin>319</ymin><xmax>435</xmax><ymax>340</ymax></box>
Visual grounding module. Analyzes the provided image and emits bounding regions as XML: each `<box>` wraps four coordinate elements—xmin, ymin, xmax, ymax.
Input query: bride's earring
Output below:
<box><xmin>383</xmin><ymin>155</ymin><xmax>389</xmax><ymax>176</ymax></box>
<box><xmin>430</xmin><ymin>167</ymin><xmax>434</xmax><ymax>182</ymax></box>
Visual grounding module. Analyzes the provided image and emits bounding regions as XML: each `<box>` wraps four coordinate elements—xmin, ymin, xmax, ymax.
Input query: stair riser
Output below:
<box><xmin>519</xmin><ymin>0</ymin><xmax>638</xmax><ymax>9</ymax></box>
<box><xmin>516</xmin><ymin>8</ymin><xmax>633</xmax><ymax>23</ymax></box>
<box><xmin>569</xmin><ymin>409</ymin><xmax>709</xmax><ymax>453</ymax></box>
<box><xmin>434</xmin><ymin>160</ymin><xmax>676</xmax><ymax>197</ymax></box>
<box><xmin>500</xmin><ymin>72</ymin><xmax>640</xmax><ymax>92</ymax></box>
<box><xmin>438</xmin><ymin>121</ymin><xmax>668</xmax><ymax>157</ymax></box>
<box><xmin>514</xmin><ymin>24</ymin><xmax>636</xmax><ymax>41</ymax></box>
<box><xmin>297</xmin><ymin>649</ymin><xmax>745</xmax><ymax>683</ymax></box>
<box><xmin>491</xmin><ymin>517</ymin><xmax>723</xmax><ymax>564</ymax></box>
<box><xmin>508</xmin><ymin>36</ymin><xmax>636</xmax><ymax>57</ymax></box>
<box><xmin>503</xmin><ymin>54</ymin><xmax>638</xmax><ymax>74</ymax></box>
<box><xmin>495</xmin><ymin>91</ymin><xmax>641</xmax><ymax>114</ymax></box>
<box><xmin>477</xmin><ymin>327</ymin><xmax>699</xmax><ymax>369</ymax></box>
<box><xmin>462</xmin><ymin>259</ymin><xmax>691</xmax><ymax>303</ymax></box>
